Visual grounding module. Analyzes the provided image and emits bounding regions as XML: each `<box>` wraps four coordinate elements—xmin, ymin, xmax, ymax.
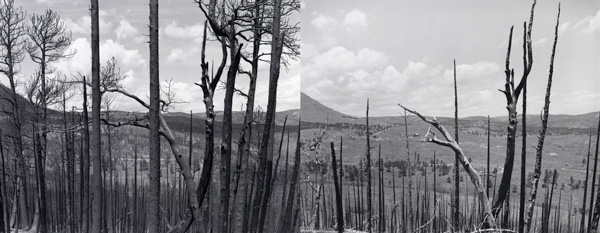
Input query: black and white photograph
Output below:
<box><xmin>0</xmin><ymin>0</ymin><xmax>599</xmax><ymax>232</ymax></box>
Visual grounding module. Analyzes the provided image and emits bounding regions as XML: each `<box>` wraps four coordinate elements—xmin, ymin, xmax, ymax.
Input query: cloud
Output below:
<box><xmin>310</xmin><ymin>13</ymin><xmax>337</xmax><ymax>32</ymax></box>
<box><xmin>163</xmin><ymin>21</ymin><xmax>204</xmax><ymax>40</ymax></box>
<box><xmin>35</xmin><ymin>0</ymin><xmax>52</xmax><ymax>4</ymax></box>
<box><xmin>533</xmin><ymin>37</ymin><xmax>547</xmax><ymax>47</ymax></box>
<box><xmin>558</xmin><ymin>22</ymin><xmax>570</xmax><ymax>32</ymax></box>
<box><xmin>54</xmin><ymin>38</ymin><xmax>146</xmax><ymax>76</ymax></box>
<box><xmin>167</xmin><ymin>47</ymin><xmax>201</xmax><ymax>63</ymax></box>
<box><xmin>115</xmin><ymin>19</ymin><xmax>139</xmax><ymax>40</ymax></box>
<box><xmin>63</xmin><ymin>12</ymin><xmax>113</xmax><ymax>35</ymax></box>
<box><xmin>342</xmin><ymin>9</ymin><xmax>367</xmax><ymax>31</ymax></box>
<box><xmin>443</xmin><ymin>61</ymin><xmax>500</xmax><ymax>83</ymax></box>
<box><xmin>304</xmin><ymin>50</ymin><xmax>503</xmax><ymax>116</ymax></box>
<box><xmin>577</xmin><ymin>11</ymin><xmax>600</xmax><ymax>34</ymax></box>
<box><xmin>309</xmin><ymin>46</ymin><xmax>388</xmax><ymax>72</ymax></box>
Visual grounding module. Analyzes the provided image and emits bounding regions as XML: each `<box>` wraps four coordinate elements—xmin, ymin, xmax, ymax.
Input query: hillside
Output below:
<box><xmin>301</xmin><ymin>92</ymin><xmax>598</xmax><ymax>133</ymax></box>
<box><xmin>300</xmin><ymin>92</ymin><xmax>361</xmax><ymax>124</ymax></box>
<box><xmin>0</xmin><ymin>83</ymin><xmax>36</xmax><ymax>115</ymax></box>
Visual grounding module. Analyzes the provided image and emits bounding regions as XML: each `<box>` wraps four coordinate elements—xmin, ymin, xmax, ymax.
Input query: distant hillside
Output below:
<box><xmin>492</xmin><ymin>112</ymin><xmax>600</xmax><ymax>129</ymax></box>
<box><xmin>300</xmin><ymin>92</ymin><xmax>361</xmax><ymax>124</ymax></box>
<box><xmin>0</xmin><ymin>83</ymin><xmax>35</xmax><ymax>115</ymax></box>
<box><xmin>300</xmin><ymin>92</ymin><xmax>598</xmax><ymax>134</ymax></box>
<box><xmin>163</xmin><ymin>108</ymin><xmax>300</xmax><ymax>126</ymax></box>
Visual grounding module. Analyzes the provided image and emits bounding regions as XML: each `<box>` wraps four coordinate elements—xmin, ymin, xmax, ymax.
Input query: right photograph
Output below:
<box><xmin>300</xmin><ymin>0</ymin><xmax>600</xmax><ymax>232</ymax></box>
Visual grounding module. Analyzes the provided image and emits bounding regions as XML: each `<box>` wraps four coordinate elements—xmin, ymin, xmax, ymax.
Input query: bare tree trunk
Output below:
<box><xmin>133</xmin><ymin>145</ymin><xmax>138</xmax><ymax>233</ymax></box>
<box><xmin>581</xmin><ymin>133</ymin><xmax>593</xmax><ymax>233</ymax></box>
<box><xmin>589</xmin><ymin>114</ymin><xmax>600</xmax><ymax>232</ymax></box>
<box><xmin>0</xmin><ymin>1</ymin><xmax>28</xmax><ymax>229</ymax></box>
<box><xmin>90</xmin><ymin>0</ymin><xmax>103</xmax><ymax>231</ymax></box>
<box><xmin>365</xmin><ymin>99</ymin><xmax>373</xmax><ymax>233</ymax></box>
<box><xmin>487</xmin><ymin>116</ymin><xmax>491</xmax><ymax>200</ymax></box>
<box><xmin>256</xmin><ymin>1</ymin><xmax>283</xmax><ymax>231</ymax></box>
<box><xmin>147</xmin><ymin>0</ymin><xmax>160</xmax><ymax>231</ymax></box>
<box><xmin>524</xmin><ymin>5</ymin><xmax>560</xmax><ymax>231</ymax></box>
<box><xmin>234</xmin><ymin>1</ymin><xmax>262</xmax><ymax>231</ymax></box>
<box><xmin>453</xmin><ymin>59</ymin><xmax>460</xmax><ymax>232</ymax></box>
<box><xmin>330</xmin><ymin>142</ymin><xmax>344</xmax><ymax>233</ymax></box>
<box><xmin>519</xmin><ymin>54</ymin><xmax>528</xmax><ymax>233</ymax></box>
<box><xmin>82</xmin><ymin>77</ymin><xmax>91</xmax><ymax>233</ymax></box>
<box><xmin>0</xmin><ymin>129</ymin><xmax>6</xmax><ymax>233</ymax></box>
<box><xmin>279</xmin><ymin>122</ymin><xmax>301</xmax><ymax>232</ymax></box>
<box><xmin>494</xmin><ymin>0</ymin><xmax>536</xmax><ymax>216</ymax></box>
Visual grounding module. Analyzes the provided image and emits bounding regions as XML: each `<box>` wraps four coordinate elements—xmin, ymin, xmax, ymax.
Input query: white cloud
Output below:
<box><xmin>533</xmin><ymin>38</ymin><xmax>547</xmax><ymax>47</ymax></box>
<box><xmin>310</xmin><ymin>46</ymin><xmax>388</xmax><ymax>72</ymax></box>
<box><xmin>115</xmin><ymin>19</ymin><xmax>139</xmax><ymax>40</ymax></box>
<box><xmin>35</xmin><ymin>0</ymin><xmax>51</xmax><ymax>4</ymax></box>
<box><xmin>342</xmin><ymin>9</ymin><xmax>367</xmax><ymax>31</ymax></box>
<box><xmin>577</xmin><ymin>11</ymin><xmax>600</xmax><ymax>34</ymax></box>
<box><xmin>63</xmin><ymin>14</ymin><xmax>113</xmax><ymax>35</ymax></box>
<box><xmin>54</xmin><ymin>38</ymin><xmax>146</xmax><ymax>76</ymax></box>
<box><xmin>163</xmin><ymin>21</ymin><xmax>205</xmax><ymax>40</ymax></box>
<box><xmin>558</xmin><ymin>22</ymin><xmax>570</xmax><ymax>32</ymax></box>
<box><xmin>167</xmin><ymin>47</ymin><xmax>200</xmax><ymax>63</ymax></box>
<box><xmin>311</xmin><ymin>13</ymin><xmax>337</xmax><ymax>32</ymax></box>
<box><xmin>443</xmin><ymin>61</ymin><xmax>500</xmax><ymax>84</ymax></box>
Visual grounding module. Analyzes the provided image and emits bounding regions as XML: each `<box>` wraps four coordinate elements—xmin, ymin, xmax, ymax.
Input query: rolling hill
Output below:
<box><xmin>301</xmin><ymin>92</ymin><xmax>598</xmax><ymax>132</ymax></box>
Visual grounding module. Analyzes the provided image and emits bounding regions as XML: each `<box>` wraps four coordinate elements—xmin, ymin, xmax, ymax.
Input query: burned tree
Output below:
<box><xmin>26</xmin><ymin>8</ymin><xmax>72</xmax><ymax>232</ymax></box>
<box><xmin>493</xmin><ymin>0</ymin><xmax>536</xmax><ymax>217</ymax></box>
<box><xmin>148</xmin><ymin>0</ymin><xmax>160</xmax><ymax>231</ymax></box>
<box><xmin>399</xmin><ymin>104</ymin><xmax>496</xmax><ymax>229</ymax></box>
<box><xmin>0</xmin><ymin>0</ymin><xmax>28</xmax><ymax>229</ymax></box>
<box><xmin>524</xmin><ymin>3</ymin><xmax>560</xmax><ymax>232</ymax></box>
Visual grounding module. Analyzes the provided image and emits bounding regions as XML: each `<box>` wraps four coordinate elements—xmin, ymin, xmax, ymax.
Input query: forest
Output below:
<box><xmin>0</xmin><ymin>0</ymin><xmax>301</xmax><ymax>232</ymax></box>
<box><xmin>1</xmin><ymin>0</ymin><xmax>599</xmax><ymax>233</ymax></box>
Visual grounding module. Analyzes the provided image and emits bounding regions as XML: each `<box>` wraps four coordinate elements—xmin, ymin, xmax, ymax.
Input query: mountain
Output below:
<box><xmin>163</xmin><ymin>108</ymin><xmax>300</xmax><ymax>126</ymax></box>
<box><xmin>300</xmin><ymin>92</ymin><xmax>361</xmax><ymax>124</ymax></box>
<box><xmin>300</xmin><ymin>92</ymin><xmax>599</xmax><ymax>132</ymax></box>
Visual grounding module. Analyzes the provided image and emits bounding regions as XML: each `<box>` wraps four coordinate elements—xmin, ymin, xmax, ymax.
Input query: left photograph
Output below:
<box><xmin>0</xmin><ymin>0</ymin><xmax>300</xmax><ymax>232</ymax></box>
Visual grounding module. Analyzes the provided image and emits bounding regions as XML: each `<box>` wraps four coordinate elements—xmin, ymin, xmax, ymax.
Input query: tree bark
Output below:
<box><xmin>278</xmin><ymin>122</ymin><xmax>301</xmax><ymax>233</ymax></box>
<box><xmin>147</xmin><ymin>0</ymin><xmax>161</xmax><ymax>231</ymax></box>
<box><xmin>453</xmin><ymin>59</ymin><xmax>460</xmax><ymax>232</ymax></box>
<box><xmin>330</xmin><ymin>142</ymin><xmax>344</xmax><ymax>233</ymax></box>
<box><xmin>524</xmin><ymin>4</ymin><xmax>559</xmax><ymax>231</ymax></box>
<box><xmin>365</xmin><ymin>99</ymin><xmax>373</xmax><ymax>233</ymax></box>
<box><xmin>581</xmin><ymin>133</ymin><xmax>593</xmax><ymax>233</ymax></box>
<box><xmin>90</xmin><ymin>0</ymin><xmax>103</xmax><ymax>231</ymax></box>
<box><xmin>591</xmin><ymin>113</ymin><xmax>600</xmax><ymax>232</ymax></box>
<box><xmin>256</xmin><ymin>0</ymin><xmax>283</xmax><ymax>231</ymax></box>
<box><xmin>493</xmin><ymin>0</ymin><xmax>536</xmax><ymax>216</ymax></box>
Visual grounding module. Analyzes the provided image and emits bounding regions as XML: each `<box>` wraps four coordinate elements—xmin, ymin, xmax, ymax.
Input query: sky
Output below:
<box><xmin>302</xmin><ymin>0</ymin><xmax>600</xmax><ymax>117</ymax></box>
<box><xmin>3</xmin><ymin>0</ymin><xmax>300</xmax><ymax>113</ymax></box>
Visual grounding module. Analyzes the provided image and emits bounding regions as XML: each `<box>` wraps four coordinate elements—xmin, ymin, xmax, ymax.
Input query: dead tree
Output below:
<box><xmin>89</xmin><ymin>0</ymin><xmax>103</xmax><ymax>231</ymax></box>
<box><xmin>581</xmin><ymin>133</ymin><xmax>593</xmax><ymax>233</ymax></box>
<box><xmin>194</xmin><ymin>1</ymin><xmax>244</xmax><ymax>231</ymax></box>
<box><xmin>493</xmin><ymin>0</ymin><xmax>536</xmax><ymax>216</ymax></box>
<box><xmin>453</xmin><ymin>59</ymin><xmax>460</xmax><ymax>231</ymax></box>
<box><xmin>330</xmin><ymin>142</ymin><xmax>344</xmax><ymax>233</ymax></box>
<box><xmin>148</xmin><ymin>0</ymin><xmax>160</xmax><ymax>231</ymax></box>
<box><xmin>398</xmin><ymin>105</ymin><xmax>496</xmax><ymax>229</ymax></box>
<box><xmin>0</xmin><ymin>0</ymin><xmax>28</xmax><ymax>229</ymax></box>
<box><xmin>366</xmin><ymin>99</ymin><xmax>373</xmax><ymax>233</ymax></box>
<box><xmin>26</xmin><ymin>8</ymin><xmax>72</xmax><ymax>232</ymax></box>
<box><xmin>518</xmin><ymin>52</ymin><xmax>528</xmax><ymax>233</ymax></box>
<box><xmin>524</xmin><ymin>3</ymin><xmax>560</xmax><ymax>232</ymax></box>
<box><xmin>278</xmin><ymin>121</ymin><xmax>301</xmax><ymax>232</ymax></box>
<box><xmin>589</xmin><ymin>114</ymin><xmax>600</xmax><ymax>233</ymax></box>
